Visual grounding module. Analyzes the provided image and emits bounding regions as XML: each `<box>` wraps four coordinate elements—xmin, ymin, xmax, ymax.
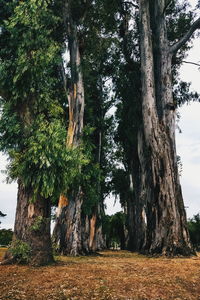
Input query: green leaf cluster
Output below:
<box><xmin>102</xmin><ymin>212</ymin><xmax>126</xmax><ymax>249</ymax></box>
<box><xmin>0</xmin><ymin>0</ymin><xmax>62</xmax><ymax>105</ymax></box>
<box><xmin>7</xmin><ymin>116</ymin><xmax>88</xmax><ymax>202</ymax></box>
<box><xmin>8</xmin><ymin>239</ymin><xmax>31</xmax><ymax>264</ymax></box>
<box><xmin>29</xmin><ymin>216</ymin><xmax>46</xmax><ymax>232</ymax></box>
<box><xmin>81</xmin><ymin>127</ymin><xmax>102</xmax><ymax>215</ymax></box>
<box><xmin>188</xmin><ymin>213</ymin><xmax>200</xmax><ymax>250</ymax></box>
<box><xmin>0</xmin><ymin>229</ymin><xmax>13</xmax><ymax>246</ymax></box>
<box><xmin>0</xmin><ymin>0</ymin><xmax>77</xmax><ymax>202</ymax></box>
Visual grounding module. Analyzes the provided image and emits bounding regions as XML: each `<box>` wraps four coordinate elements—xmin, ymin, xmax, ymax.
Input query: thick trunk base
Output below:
<box><xmin>141</xmin><ymin>244</ymin><xmax>196</xmax><ymax>257</ymax></box>
<box><xmin>53</xmin><ymin>190</ymin><xmax>85</xmax><ymax>256</ymax></box>
<box><xmin>3</xmin><ymin>181</ymin><xmax>54</xmax><ymax>266</ymax></box>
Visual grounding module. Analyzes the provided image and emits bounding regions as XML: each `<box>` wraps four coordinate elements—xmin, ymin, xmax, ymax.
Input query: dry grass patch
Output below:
<box><xmin>0</xmin><ymin>249</ymin><xmax>200</xmax><ymax>299</ymax></box>
<box><xmin>0</xmin><ymin>247</ymin><xmax>7</xmax><ymax>258</ymax></box>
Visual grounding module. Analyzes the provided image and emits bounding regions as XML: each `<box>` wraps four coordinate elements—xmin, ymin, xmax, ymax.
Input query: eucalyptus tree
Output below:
<box><xmin>52</xmin><ymin>0</ymin><xmax>87</xmax><ymax>256</ymax></box>
<box><xmin>112</xmin><ymin>0</ymin><xmax>145</xmax><ymax>251</ymax></box>
<box><xmin>53</xmin><ymin>0</ymin><xmax>117</xmax><ymax>254</ymax></box>
<box><xmin>138</xmin><ymin>0</ymin><xmax>200</xmax><ymax>255</ymax></box>
<box><xmin>111</xmin><ymin>0</ymin><xmax>199</xmax><ymax>254</ymax></box>
<box><xmin>0</xmin><ymin>0</ymin><xmax>82</xmax><ymax>265</ymax></box>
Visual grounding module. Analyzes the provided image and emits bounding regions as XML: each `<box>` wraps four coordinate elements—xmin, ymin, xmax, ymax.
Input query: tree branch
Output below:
<box><xmin>169</xmin><ymin>17</ymin><xmax>200</xmax><ymax>54</ymax></box>
<box><xmin>182</xmin><ymin>60</ymin><xmax>200</xmax><ymax>67</ymax></box>
<box><xmin>163</xmin><ymin>0</ymin><xmax>173</xmax><ymax>14</ymax></box>
<box><xmin>122</xmin><ymin>1</ymin><xmax>139</xmax><ymax>9</ymax></box>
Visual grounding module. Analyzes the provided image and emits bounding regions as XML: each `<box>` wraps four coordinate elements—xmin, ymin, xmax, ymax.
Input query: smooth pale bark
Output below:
<box><xmin>3</xmin><ymin>180</ymin><xmax>53</xmax><ymax>266</ymax></box>
<box><xmin>138</xmin><ymin>0</ymin><xmax>194</xmax><ymax>256</ymax></box>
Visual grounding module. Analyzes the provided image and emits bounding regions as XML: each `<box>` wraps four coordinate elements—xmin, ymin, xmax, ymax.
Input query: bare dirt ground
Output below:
<box><xmin>0</xmin><ymin>248</ymin><xmax>200</xmax><ymax>300</ymax></box>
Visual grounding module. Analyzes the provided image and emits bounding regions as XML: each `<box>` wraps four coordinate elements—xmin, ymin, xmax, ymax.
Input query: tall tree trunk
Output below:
<box><xmin>88</xmin><ymin>127</ymin><xmax>106</xmax><ymax>252</ymax></box>
<box><xmin>89</xmin><ymin>204</ymin><xmax>106</xmax><ymax>252</ymax></box>
<box><xmin>125</xmin><ymin>174</ymin><xmax>136</xmax><ymax>251</ymax></box>
<box><xmin>4</xmin><ymin>180</ymin><xmax>53</xmax><ymax>266</ymax></box>
<box><xmin>127</xmin><ymin>151</ymin><xmax>147</xmax><ymax>252</ymax></box>
<box><xmin>138</xmin><ymin>0</ymin><xmax>194</xmax><ymax>256</ymax></box>
<box><xmin>3</xmin><ymin>103</ymin><xmax>54</xmax><ymax>265</ymax></box>
<box><xmin>53</xmin><ymin>0</ymin><xmax>86</xmax><ymax>255</ymax></box>
<box><xmin>117</xmin><ymin>2</ymin><xmax>146</xmax><ymax>252</ymax></box>
<box><xmin>64</xmin><ymin>194</ymin><xmax>83</xmax><ymax>256</ymax></box>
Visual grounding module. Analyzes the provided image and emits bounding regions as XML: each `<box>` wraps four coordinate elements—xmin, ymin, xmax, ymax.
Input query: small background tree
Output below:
<box><xmin>188</xmin><ymin>214</ymin><xmax>200</xmax><ymax>251</ymax></box>
<box><xmin>0</xmin><ymin>211</ymin><xmax>13</xmax><ymax>246</ymax></box>
<box><xmin>0</xmin><ymin>211</ymin><xmax>6</xmax><ymax>227</ymax></box>
<box><xmin>102</xmin><ymin>212</ymin><xmax>126</xmax><ymax>250</ymax></box>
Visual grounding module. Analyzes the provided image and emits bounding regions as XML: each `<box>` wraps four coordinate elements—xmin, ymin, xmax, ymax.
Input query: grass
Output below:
<box><xmin>0</xmin><ymin>247</ymin><xmax>7</xmax><ymax>258</ymax></box>
<box><xmin>0</xmin><ymin>248</ymin><xmax>200</xmax><ymax>299</ymax></box>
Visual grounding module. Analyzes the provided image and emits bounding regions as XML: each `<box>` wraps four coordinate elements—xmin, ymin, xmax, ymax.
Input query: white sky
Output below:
<box><xmin>0</xmin><ymin>155</ymin><xmax>17</xmax><ymax>229</ymax></box>
<box><xmin>0</xmin><ymin>0</ymin><xmax>200</xmax><ymax>228</ymax></box>
<box><xmin>176</xmin><ymin>37</ymin><xmax>200</xmax><ymax>219</ymax></box>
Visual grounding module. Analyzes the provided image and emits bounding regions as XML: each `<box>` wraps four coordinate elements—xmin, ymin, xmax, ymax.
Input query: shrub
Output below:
<box><xmin>188</xmin><ymin>213</ymin><xmax>200</xmax><ymax>250</ymax></box>
<box><xmin>8</xmin><ymin>240</ymin><xmax>31</xmax><ymax>263</ymax></box>
<box><xmin>0</xmin><ymin>229</ymin><xmax>13</xmax><ymax>246</ymax></box>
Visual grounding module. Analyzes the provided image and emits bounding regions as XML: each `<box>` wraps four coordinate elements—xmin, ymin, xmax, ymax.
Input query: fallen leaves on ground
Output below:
<box><xmin>0</xmin><ymin>248</ymin><xmax>200</xmax><ymax>300</ymax></box>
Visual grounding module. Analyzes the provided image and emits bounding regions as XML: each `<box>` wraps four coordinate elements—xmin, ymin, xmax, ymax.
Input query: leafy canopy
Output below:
<box><xmin>0</xmin><ymin>0</ymin><xmax>88</xmax><ymax>201</ymax></box>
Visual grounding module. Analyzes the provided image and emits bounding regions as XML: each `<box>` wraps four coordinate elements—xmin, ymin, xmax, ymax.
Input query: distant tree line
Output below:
<box><xmin>102</xmin><ymin>212</ymin><xmax>200</xmax><ymax>252</ymax></box>
<box><xmin>0</xmin><ymin>212</ymin><xmax>13</xmax><ymax>246</ymax></box>
<box><xmin>188</xmin><ymin>214</ymin><xmax>200</xmax><ymax>251</ymax></box>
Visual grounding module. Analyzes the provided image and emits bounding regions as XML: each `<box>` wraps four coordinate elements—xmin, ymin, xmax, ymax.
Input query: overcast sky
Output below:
<box><xmin>0</xmin><ymin>1</ymin><xmax>200</xmax><ymax>229</ymax></box>
<box><xmin>176</xmin><ymin>38</ymin><xmax>200</xmax><ymax>219</ymax></box>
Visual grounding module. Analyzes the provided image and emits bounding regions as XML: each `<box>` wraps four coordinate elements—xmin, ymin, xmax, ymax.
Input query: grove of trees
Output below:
<box><xmin>0</xmin><ymin>0</ymin><xmax>199</xmax><ymax>265</ymax></box>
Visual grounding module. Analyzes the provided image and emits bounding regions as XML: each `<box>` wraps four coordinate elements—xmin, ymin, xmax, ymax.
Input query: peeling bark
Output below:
<box><xmin>53</xmin><ymin>0</ymin><xmax>86</xmax><ymax>256</ymax></box>
<box><xmin>138</xmin><ymin>0</ymin><xmax>194</xmax><ymax>256</ymax></box>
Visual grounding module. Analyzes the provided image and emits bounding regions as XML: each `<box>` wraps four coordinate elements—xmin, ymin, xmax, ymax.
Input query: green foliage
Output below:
<box><xmin>0</xmin><ymin>0</ymin><xmax>62</xmax><ymax>104</ymax></box>
<box><xmin>0</xmin><ymin>0</ymin><xmax>102</xmax><ymax>208</ymax></box>
<box><xmin>173</xmin><ymin>81</ymin><xmax>199</xmax><ymax>107</ymax></box>
<box><xmin>81</xmin><ymin>2</ymin><xmax>118</xmax><ymax>214</ymax></box>
<box><xmin>81</xmin><ymin>127</ymin><xmax>102</xmax><ymax>215</ymax></box>
<box><xmin>29</xmin><ymin>216</ymin><xmax>44</xmax><ymax>232</ymax></box>
<box><xmin>7</xmin><ymin>116</ymin><xmax>87</xmax><ymax>202</ymax></box>
<box><xmin>0</xmin><ymin>100</ymin><xmax>22</xmax><ymax>152</ymax></box>
<box><xmin>188</xmin><ymin>213</ymin><xmax>200</xmax><ymax>250</ymax></box>
<box><xmin>0</xmin><ymin>0</ymin><xmax>82</xmax><ymax>202</ymax></box>
<box><xmin>111</xmin><ymin>169</ymin><xmax>130</xmax><ymax>208</ymax></box>
<box><xmin>102</xmin><ymin>212</ymin><xmax>126</xmax><ymax>249</ymax></box>
<box><xmin>0</xmin><ymin>229</ymin><xmax>13</xmax><ymax>246</ymax></box>
<box><xmin>9</xmin><ymin>239</ymin><xmax>31</xmax><ymax>263</ymax></box>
